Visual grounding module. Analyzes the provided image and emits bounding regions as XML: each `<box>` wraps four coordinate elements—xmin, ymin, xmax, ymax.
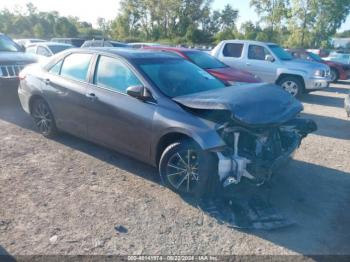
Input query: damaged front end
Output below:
<box><xmin>216</xmin><ymin>117</ymin><xmax>317</xmax><ymax>187</ymax></box>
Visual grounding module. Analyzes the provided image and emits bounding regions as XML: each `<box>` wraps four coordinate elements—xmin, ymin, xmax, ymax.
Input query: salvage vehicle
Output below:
<box><xmin>26</xmin><ymin>42</ymin><xmax>73</xmax><ymax>58</ymax></box>
<box><xmin>144</xmin><ymin>46</ymin><xmax>262</xmax><ymax>85</ymax></box>
<box><xmin>18</xmin><ymin>48</ymin><xmax>317</xmax><ymax>196</ymax></box>
<box><xmin>0</xmin><ymin>33</ymin><xmax>38</xmax><ymax>88</ymax></box>
<box><xmin>289</xmin><ymin>48</ymin><xmax>350</xmax><ymax>82</ymax></box>
<box><xmin>211</xmin><ymin>40</ymin><xmax>331</xmax><ymax>97</ymax></box>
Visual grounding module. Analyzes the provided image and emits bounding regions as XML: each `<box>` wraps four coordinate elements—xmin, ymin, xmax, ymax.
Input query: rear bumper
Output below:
<box><xmin>304</xmin><ymin>77</ymin><xmax>330</xmax><ymax>90</ymax></box>
<box><xmin>18</xmin><ymin>85</ymin><xmax>31</xmax><ymax>114</ymax></box>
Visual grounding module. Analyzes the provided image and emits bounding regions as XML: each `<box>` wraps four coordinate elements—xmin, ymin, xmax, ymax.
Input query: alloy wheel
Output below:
<box><xmin>166</xmin><ymin>149</ymin><xmax>200</xmax><ymax>193</ymax></box>
<box><xmin>281</xmin><ymin>80</ymin><xmax>299</xmax><ymax>97</ymax></box>
<box><xmin>32</xmin><ymin>101</ymin><xmax>54</xmax><ymax>135</ymax></box>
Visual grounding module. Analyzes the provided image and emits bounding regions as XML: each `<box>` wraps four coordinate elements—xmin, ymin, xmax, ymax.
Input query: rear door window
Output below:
<box><xmin>222</xmin><ymin>43</ymin><xmax>243</xmax><ymax>57</ymax></box>
<box><xmin>94</xmin><ymin>55</ymin><xmax>142</xmax><ymax>94</ymax></box>
<box><xmin>60</xmin><ymin>53</ymin><xmax>93</xmax><ymax>82</ymax></box>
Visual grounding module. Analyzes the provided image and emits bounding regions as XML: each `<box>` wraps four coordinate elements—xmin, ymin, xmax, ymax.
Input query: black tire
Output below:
<box><xmin>159</xmin><ymin>140</ymin><xmax>216</xmax><ymax>197</ymax></box>
<box><xmin>31</xmin><ymin>98</ymin><xmax>57</xmax><ymax>138</ymax></box>
<box><xmin>330</xmin><ymin>68</ymin><xmax>339</xmax><ymax>83</ymax></box>
<box><xmin>277</xmin><ymin>76</ymin><xmax>304</xmax><ymax>97</ymax></box>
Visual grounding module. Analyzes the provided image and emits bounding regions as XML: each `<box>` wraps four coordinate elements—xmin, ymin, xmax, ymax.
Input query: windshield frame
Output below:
<box><xmin>268</xmin><ymin>44</ymin><xmax>293</xmax><ymax>61</ymax></box>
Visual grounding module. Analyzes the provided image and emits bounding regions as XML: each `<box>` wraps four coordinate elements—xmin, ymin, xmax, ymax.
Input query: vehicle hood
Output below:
<box><xmin>0</xmin><ymin>52</ymin><xmax>38</xmax><ymax>64</ymax></box>
<box><xmin>282</xmin><ymin>59</ymin><xmax>329</xmax><ymax>71</ymax></box>
<box><xmin>173</xmin><ymin>83</ymin><xmax>303</xmax><ymax>126</ymax></box>
<box><xmin>207</xmin><ymin>67</ymin><xmax>261</xmax><ymax>83</ymax></box>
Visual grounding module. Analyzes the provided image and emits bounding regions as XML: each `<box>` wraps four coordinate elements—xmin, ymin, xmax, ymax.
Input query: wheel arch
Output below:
<box><xmin>28</xmin><ymin>94</ymin><xmax>46</xmax><ymax>114</ymax></box>
<box><xmin>276</xmin><ymin>73</ymin><xmax>305</xmax><ymax>91</ymax></box>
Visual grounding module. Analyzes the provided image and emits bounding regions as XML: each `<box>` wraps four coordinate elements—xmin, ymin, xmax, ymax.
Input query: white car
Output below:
<box><xmin>211</xmin><ymin>40</ymin><xmax>331</xmax><ymax>97</ymax></box>
<box><xmin>26</xmin><ymin>42</ymin><xmax>73</xmax><ymax>58</ymax></box>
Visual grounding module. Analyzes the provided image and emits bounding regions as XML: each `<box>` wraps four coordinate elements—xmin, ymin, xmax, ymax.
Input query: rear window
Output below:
<box><xmin>184</xmin><ymin>51</ymin><xmax>227</xmax><ymax>69</ymax></box>
<box><xmin>223</xmin><ymin>43</ymin><xmax>243</xmax><ymax>58</ymax></box>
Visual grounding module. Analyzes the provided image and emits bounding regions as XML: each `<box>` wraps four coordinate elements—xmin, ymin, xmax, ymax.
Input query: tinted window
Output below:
<box><xmin>37</xmin><ymin>46</ymin><xmax>51</xmax><ymax>57</ymax></box>
<box><xmin>223</xmin><ymin>43</ymin><xmax>243</xmax><ymax>57</ymax></box>
<box><xmin>61</xmin><ymin>53</ymin><xmax>93</xmax><ymax>82</ymax></box>
<box><xmin>94</xmin><ymin>56</ymin><xmax>142</xmax><ymax>93</ymax></box>
<box><xmin>184</xmin><ymin>51</ymin><xmax>227</xmax><ymax>69</ymax></box>
<box><xmin>139</xmin><ymin>59</ymin><xmax>225</xmax><ymax>97</ymax></box>
<box><xmin>49</xmin><ymin>60</ymin><xmax>63</xmax><ymax>75</ymax></box>
<box><xmin>248</xmin><ymin>45</ymin><xmax>271</xmax><ymax>60</ymax></box>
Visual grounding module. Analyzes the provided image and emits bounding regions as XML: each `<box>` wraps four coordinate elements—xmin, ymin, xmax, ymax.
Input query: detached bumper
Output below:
<box><xmin>304</xmin><ymin>77</ymin><xmax>330</xmax><ymax>90</ymax></box>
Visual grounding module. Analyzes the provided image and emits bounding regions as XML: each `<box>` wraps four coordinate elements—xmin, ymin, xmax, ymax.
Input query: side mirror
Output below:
<box><xmin>126</xmin><ymin>85</ymin><xmax>149</xmax><ymax>100</ymax></box>
<box><xmin>265</xmin><ymin>54</ymin><xmax>275</xmax><ymax>62</ymax></box>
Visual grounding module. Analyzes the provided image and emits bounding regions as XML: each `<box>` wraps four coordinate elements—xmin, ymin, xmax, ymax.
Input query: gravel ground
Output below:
<box><xmin>0</xmin><ymin>82</ymin><xmax>350</xmax><ymax>256</ymax></box>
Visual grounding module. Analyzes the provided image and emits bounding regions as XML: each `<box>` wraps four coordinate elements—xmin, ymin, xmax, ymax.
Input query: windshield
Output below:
<box><xmin>268</xmin><ymin>45</ymin><xmax>293</xmax><ymax>60</ymax></box>
<box><xmin>49</xmin><ymin>45</ymin><xmax>72</xmax><ymax>54</ymax></box>
<box><xmin>308</xmin><ymin>52</ymin><xmax>323</xmax><ymax>62</ymax></box>
<box><xmin>0</xmin><ymin>35</ymin><xmax>21</xmax><ymax>52</ymax></box>
<box><xmin>184</xmin><ymin>51</ymin><xmax>227</xmax><ymax>69</ymax></box>
<box><xmin>139</xmin><ymin>59</ymin><xmax>225</xmax><ymax>97</ymax></box>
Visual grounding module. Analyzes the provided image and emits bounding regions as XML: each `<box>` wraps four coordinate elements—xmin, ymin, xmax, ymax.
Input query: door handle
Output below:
<box><xmin>246</xmin><ymin>63</ymin><xmax>251</xmax><ymax>66</ymax></box>
<box><xmin>85</xmin><ymin>93</ymin><xmax>97</xmax><ymax>101</ymax></box>
<box><xmin>44</xmin><ymin>78</ymin><xmax>51</xmax><ymax>84</ymax></box>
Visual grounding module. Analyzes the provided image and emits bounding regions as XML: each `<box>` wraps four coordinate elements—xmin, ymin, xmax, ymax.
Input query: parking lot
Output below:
<box><xmin>0</xmin><ymin>82</ymin><xmax>350</xmax><ymax>256</ymax></box>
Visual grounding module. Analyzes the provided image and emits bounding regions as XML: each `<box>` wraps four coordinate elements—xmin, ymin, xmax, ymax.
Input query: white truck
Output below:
<box><xmin>211</xmin><ymin>40</ymin><xmax>331</xmax><ymax>97</ymax></box>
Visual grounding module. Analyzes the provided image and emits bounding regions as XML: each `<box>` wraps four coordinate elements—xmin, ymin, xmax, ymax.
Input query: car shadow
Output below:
<box><xmin>1</xmin><ymin>90</ymin><xmax>350</xmax><ymax>255</ymax></box>
<box><xmin>324</xmin><ymin>86</ymin><xmax>349</xmax><ymax>95</ymax></box>
<box><xmin>301</xmin><ymin>112</ymin><xmax>350</xmax><ymax>140</ymax></box>
<box><xmin>300</xmin><ymin>93</ymin><xmax>345</xmax><ymax>108</ymax></box>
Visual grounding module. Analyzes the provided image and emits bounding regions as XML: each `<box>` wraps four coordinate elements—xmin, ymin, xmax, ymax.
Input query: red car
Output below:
<box><xmin>144</xmin><ymin>46</ymin><xmax>262</xmax><ymax>85</ymax></box>
<box><xmin>289</xmin><ymin>48</ymin><xmax>350</xmax><ymax>83</ymax></box>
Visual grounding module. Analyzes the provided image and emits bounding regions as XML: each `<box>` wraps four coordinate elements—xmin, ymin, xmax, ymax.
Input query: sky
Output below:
<box><xmin>1</xmin><ymin>0</ymin><xmax>349</xmax><ymax>32</ymax></box>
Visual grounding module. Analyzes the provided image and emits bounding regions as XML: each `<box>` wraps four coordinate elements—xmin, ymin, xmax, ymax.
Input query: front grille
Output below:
<box><xmin>0</xmin><ymin>64</ymin><xmax>25</xmax><ymax>78</ymax></box>
<box><xmin>325</xmin><ymin>69</ymin><xmax>330</xmax><ymax>77</ymax></box>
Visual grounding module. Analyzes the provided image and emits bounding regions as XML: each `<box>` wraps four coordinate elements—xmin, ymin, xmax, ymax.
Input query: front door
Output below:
<box><xmin>86</xmin><ymin>55</ymin><xmax>156</xmax><ymax>162</ymax></box>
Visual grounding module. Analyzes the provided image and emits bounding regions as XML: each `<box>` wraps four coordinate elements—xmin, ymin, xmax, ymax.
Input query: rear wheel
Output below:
<box><xmin>159</xmin><ymin>140</ymin><xmax>216</xmax><ymax>197</ymax></box>
<box><xmin>278</xmin><ymin>76</ymin><xmax>303</xmax><ymax>97</ymax></box>
<box><xmin>31</xmin><ymin>98</ymin><xmax>57</xmax><ymax>138</ymax></box>
<box><xmin>330</xmin><ymin>68</ymin><xmax>339</xmax><ymax>83</ymax></box>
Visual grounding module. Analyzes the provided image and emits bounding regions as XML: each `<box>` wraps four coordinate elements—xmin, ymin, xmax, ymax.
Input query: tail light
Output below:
<box><xmin>19</xmin><ymin>71</ymin><xmax>26</xmax><ymax>80</ymax></box>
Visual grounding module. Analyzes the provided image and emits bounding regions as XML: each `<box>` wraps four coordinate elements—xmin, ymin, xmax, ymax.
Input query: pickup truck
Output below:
<box><xmin>211</xmin><ymin>40</ymin><xmax>331</xmax><ymax>97</ymax></box>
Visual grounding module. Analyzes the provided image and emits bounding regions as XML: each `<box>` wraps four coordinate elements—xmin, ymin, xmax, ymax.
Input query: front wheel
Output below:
<box><xmin>159</xmin><ymin>140</ymin><xmax>216</xmax><ymax>197</ymax></box>
<box><xmin>31</xmin><ymin>98</ymin><xmax>57</xmax><ymax>138</ymax></box>
<box><xmin>277</xmin><ymin>76</ymin><xmax>303</xmax><ymax>97</ymax></box>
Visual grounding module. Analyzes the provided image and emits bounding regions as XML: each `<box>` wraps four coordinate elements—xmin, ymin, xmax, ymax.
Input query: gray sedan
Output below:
<box><xmin>18</xmin><ymin>48</ymin><xmax>316</xmax><ymax>196</ymax></box>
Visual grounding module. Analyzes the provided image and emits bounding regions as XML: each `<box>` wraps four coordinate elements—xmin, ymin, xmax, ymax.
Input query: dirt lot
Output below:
<box><xmin>1</xmin><ymin>82</ymin><xmax>350</xmax><ymax>256</ymax></box>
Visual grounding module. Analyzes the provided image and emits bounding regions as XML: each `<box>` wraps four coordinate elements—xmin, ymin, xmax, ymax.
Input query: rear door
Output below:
<box><xmin>44</xmin><ymin>53</ymin><xmax>94</xmax><ymax>138</ymax></box>
<box><xmin>216</xmin><ymin>42</ymin><xmax>246</xmax><ymax>69</ymax></box>
<box><xmin>85</xmin><ymin>55</ymin><xmax>156</xmax><ymax>162</ymax></box>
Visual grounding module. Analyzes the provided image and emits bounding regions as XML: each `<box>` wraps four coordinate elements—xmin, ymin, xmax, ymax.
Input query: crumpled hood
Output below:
<box><xmin>173</xmin><ymin>83</ymin><xmax>303</xmax><ymax>126</ymax></box>
<box><xmin>0</xmin><ymin>52</ymin><xmax>38</xmax><ymax>64</ymax></box>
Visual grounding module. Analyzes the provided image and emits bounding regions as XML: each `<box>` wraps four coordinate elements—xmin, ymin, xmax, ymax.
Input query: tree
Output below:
<box><xmin>250</xmin><ymin>0</ymin><xmax>289</xmax><ymax>41</ymax></box>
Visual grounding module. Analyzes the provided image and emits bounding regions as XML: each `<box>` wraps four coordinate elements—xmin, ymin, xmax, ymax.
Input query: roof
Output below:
<box><xmin>220</xmin><ymin>39</ymin><xmax>277</xmax><ymax>46</ymax></box>
<box><xmin>145</xmin><ymin>46</ymin><xmax>201</xmax><ymax>53</ymax></box>
<box><xmin>86</xmin><ymin>47</ymin><xmax>182</xmax><ymax>60</ymax></box>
